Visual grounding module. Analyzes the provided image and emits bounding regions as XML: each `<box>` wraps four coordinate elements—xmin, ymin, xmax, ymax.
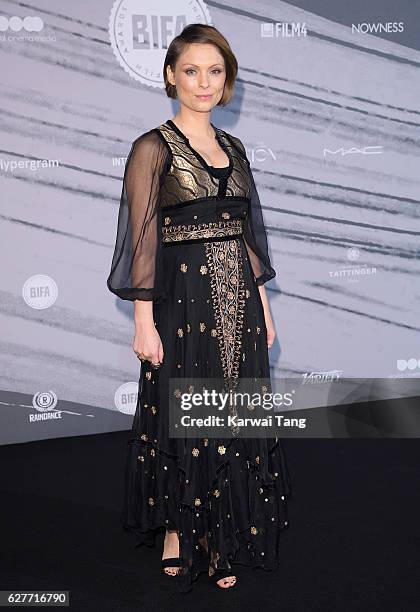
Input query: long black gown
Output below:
<box><xmin>107</xmin><ymin>118</ymin><xmax>291</xmax><ymax>593</ymax></box>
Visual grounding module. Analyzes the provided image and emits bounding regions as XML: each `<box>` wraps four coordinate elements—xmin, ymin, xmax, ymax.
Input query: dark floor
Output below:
<box><xmin>1</xmin><ymin>433</ymin><xmax>419</xmax><ymax>611</ymax></box>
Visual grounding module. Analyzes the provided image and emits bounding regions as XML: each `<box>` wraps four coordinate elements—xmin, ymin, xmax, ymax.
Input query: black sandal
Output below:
<box><xmin>161</xmin><ymin>557</ymin><xmax>182</xmax><ymax>576</ymax></box>
<box><xmin>208</xmin><ymin>564</ymin><xmax>237</xmax><ymax>588</ymax></box>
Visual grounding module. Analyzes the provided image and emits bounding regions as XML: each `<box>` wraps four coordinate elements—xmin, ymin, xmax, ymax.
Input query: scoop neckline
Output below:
<box><xmin>165</xmin><ymin>118</ymin><xmax>233</xmax><ymax>178</ymax></box>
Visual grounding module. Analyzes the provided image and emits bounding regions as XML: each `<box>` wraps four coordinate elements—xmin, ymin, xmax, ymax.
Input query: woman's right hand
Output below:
<box><xmin>133</xmin><ymin>322</ymin><xmax>164</xmax><ymax>366</ymax></box>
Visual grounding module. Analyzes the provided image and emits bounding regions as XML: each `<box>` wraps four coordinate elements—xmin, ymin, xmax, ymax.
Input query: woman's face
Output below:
<box><xmin>166</xmin><ymin>43</ymin><xmax>226</xmax><ymax>112</ymax></box>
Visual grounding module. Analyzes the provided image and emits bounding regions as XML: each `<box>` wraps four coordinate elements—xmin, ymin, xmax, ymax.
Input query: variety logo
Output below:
<box><xmin>261</xmin><ymin>22</ymin><xmax>307</xmax><ymax>38</ymax></box>
<box><xmin>109</xmin><ymin>0</ymin><xmax>212</xmax><ymax>87</ymax></box>
<box><xmin>22</xmin><ymin>275</ymin><xmax>58</xmax><ymax>309</ymax></box>
<box><xmin>114</xmin><ymin>382</ymin><xmax>139</xmax><ymax>415</ymax></box>
<box><xmin>302</xmin><ymin>370</ymin><xmax>343</xmax><ymax>384</ymax></box>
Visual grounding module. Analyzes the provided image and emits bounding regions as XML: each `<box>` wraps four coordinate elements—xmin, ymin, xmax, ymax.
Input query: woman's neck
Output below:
<box><xmin>171</xmin><ymin>109</ymin><xmax>215</xmax><ymax>139</ymax></box>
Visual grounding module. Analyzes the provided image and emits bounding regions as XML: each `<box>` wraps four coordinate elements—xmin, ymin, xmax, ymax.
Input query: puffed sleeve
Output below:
<box><xmin>106</xmin><ymin>130</ymin><xmax>170</xmax><ymax>303</ymax></box>
<box><xmin>243</xmin><ymin>166</ymin><xmax>276</xmax><ymax>285</ymax></box>
<box><xmin>229</xmin><ymin>135</ymin><xmax>276</xmax><ymax>286</ymax></box>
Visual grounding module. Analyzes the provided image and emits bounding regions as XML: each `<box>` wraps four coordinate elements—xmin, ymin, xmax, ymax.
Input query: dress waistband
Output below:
<box><xmin>162</xmin><ymin>218</ymin><xmax>243</xmax><ymax>244</ymax></box>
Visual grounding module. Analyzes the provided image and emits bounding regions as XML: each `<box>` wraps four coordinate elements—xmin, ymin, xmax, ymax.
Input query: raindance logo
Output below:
<box><xmin>30</xmin><ymin>391</ymin><xmax>62</xmax><ymax>422</ymax></box>
<box><xmin>109</xmin><ymin>0</ymin><xmax>212</xmax><ymax>87</ymax></box>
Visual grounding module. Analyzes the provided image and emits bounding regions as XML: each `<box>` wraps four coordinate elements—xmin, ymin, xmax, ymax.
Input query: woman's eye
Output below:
<box><xmin>184</xmin><ymin>68</ymin><xmax>223</xmax><ymax>75</ymax></box>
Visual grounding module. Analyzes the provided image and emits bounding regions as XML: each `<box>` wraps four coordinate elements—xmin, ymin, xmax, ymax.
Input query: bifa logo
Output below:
<box><xmin>109</xmin><ymin>0</ymin><xmax>212</xmax><ymax>87</ymax></box>
<box><xmin>22</xmin><ymin>275</ymin><xmax>58</xmax><ymax>309</ymax></box>
<box><xmin>114</xmin><ymin>382</ymin><xmax>139</xmax><ymax>415</ymax></box>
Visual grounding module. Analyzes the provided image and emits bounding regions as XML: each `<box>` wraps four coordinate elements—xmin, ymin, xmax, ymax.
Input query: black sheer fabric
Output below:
<box><xmin>107</xmin><ymin>131</ymin><xmax>170</xmax><ymax>303</ymax></box>
<box><xmin>106</xmin><ymin>120</ymin><xmax>290</xmax><ymax>593</ymax></box>
<box><xmin>244</xmin><ymin>167</ymin><xmax>276</xmax><ymax>285</ymax></box>
<box><xmin>226</xmin><ymin>134</ymin><xmax>276</xmax><ymax>287</ymax></box>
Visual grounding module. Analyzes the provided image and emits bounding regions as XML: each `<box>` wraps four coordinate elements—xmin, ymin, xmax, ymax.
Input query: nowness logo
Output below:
<box><xmin>352</xmin><ymin>22</ymin><xmax>404</xmax><ymax>34</ymax></box>
<box><xmin>109</xmin><ymin>0</ymin><xmax>212</xmax><ymax>87</ymax></box>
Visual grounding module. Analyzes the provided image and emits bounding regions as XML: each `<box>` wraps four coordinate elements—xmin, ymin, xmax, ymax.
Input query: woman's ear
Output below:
<box><xmin>166</xmin><ymin>65</ymin><xmax>175</xmax><ymax>86</ymax></box>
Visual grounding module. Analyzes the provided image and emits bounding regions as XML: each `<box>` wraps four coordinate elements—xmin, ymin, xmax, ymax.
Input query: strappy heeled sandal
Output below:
<box><xmin>208</xmin><ymin>564</ymin><xmax>237</xmax><ymax>588</ymax></box>
<box><xmin>161</xmin><ymin>557</ymin><xmax>182</xmax><ymax>576</ymax></box>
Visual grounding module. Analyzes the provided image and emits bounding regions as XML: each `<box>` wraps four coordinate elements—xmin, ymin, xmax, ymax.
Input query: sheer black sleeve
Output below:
<box><xmin>107</xmin><ymin>130</ymin><xmax>170</xmax><ymax>303</ymax></box>
<box><xmin>228</xmin><ymin>134</ymin><xmax>276</xmax><ymax>286</ymax></box>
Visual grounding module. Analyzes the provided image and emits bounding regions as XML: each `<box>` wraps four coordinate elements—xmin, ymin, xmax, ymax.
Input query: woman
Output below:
<box><xmin>107</xmin><ymin>23</ymin><xmax>291</xmax><ymax>592</ymax></box>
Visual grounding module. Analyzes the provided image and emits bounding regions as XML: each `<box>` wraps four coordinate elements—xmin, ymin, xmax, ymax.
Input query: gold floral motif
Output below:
<box><xmin>200</xmin><ymin>265</ymin><xmax>208</xmax><ymax>274</ymax></box>
<box><xmin>199</xmin><ymin>322</ymin><xmax>206</xmax><ymax>332</ymax></box>
<box><xmin>255</xmin><ymin>456</ymin><xmax>260</xmax><ymax>464</ymax></box>
<box><xmin>250</xmin><ymin>526</ymin><xmax>258</xmax><ymax>535</ymax></box>
<box><xmin>194</xmin><ymin>498</ymin><xmax>201</xmax><ymax>506</ymax></box>
<box><xmin>222</xmin><ymin>212</ymin><xmax>230</xmax><ymax>219</ymax></box>
<box><xmin>213</xmin><ymin>489</ymin><xmax>220</xmax><ymax>497</ymax></box>
<box><xmin>137</xmin><ymin>456</ymin><xmax>144</xmax><ymax>462</ymax></box>
<box><xmin>164</xmin><ymin>216</ymin><xmax>171</xmax><ymax>225</ymax></box>
<box><xmin>245</xmin><ymin>289</ymin><xmax>250</xmax><ymax>298</ymax></box>
<box><xmin>151</xmin><ymin>406</ymin><xmax>157</xmax><ymax>414</ymax></box>
<box><xmin>174</xmin><ymin>389</ymin><xmax>182</xmax><ymax>398</ymax></box>
<box><xmin>180</xmin><ymin>263</ymin><xmax>188</xmax><ymax>273</ymax></box>
<box><xmin>205</xmin><ymin>239</ymin><xmax>245</xmax><ymax>389</ymax></box>
<box><xmin>140</xmin><ymin>434</ymin><xmax>147</xmax><ymax>441</ymax></box>
<box><xmin>256</xmin><ymin>326</ymin><xmax>261</xmax><ymax>334</ymax></box>
<box><xmin>162</xmin><ymin>219</ymin><xmax>243</xmax><ymax>243</ymax></box>
<box><xmin>177</xmin><ymin>328</ymin><xmax>184</xmax><ymax>337</ymax></box>
<box><xmin>211</xmin><ymin>329</ymin><xmax>217</xmax><ymax>337</ymax></box>
<box><xmin>186</xmin><ymin>323</ymin><xmax>191</xmax><ymax>332</ymax></box>
<box><xmin>145</xmin><ymin>372</ymin><xmax>152</xmax><ymax>380</ymax></box>
<box><xmin>218</xmin><ymin>445</ymin><xmax>226</xmax><ymax>455</ymax></box>
<box><xmin>203</xmin><ymin>438</ymin><xmax>209</xmax><ymax>446</ymax></box>
<box><xmin>148</xmin><ymin>497</ymin><xmax>154</xmax><ymax>506</ymax></box>
<box><xmin>192</xmin><ymin>448</ymin><xmax>199</xmax><ymax>457</ymax></box>
<box><xmin>150</xmin><ymin>448</ymin><xmax>155</xmax><ymax>457</ymax></box>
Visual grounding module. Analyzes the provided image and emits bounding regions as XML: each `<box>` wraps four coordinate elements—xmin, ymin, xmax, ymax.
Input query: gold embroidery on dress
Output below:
<box><xmin>205</xmin><ymin>238</ymin><xmax>245</xmax><ymax>389</ymax></box>
<box><xmin>162</xmin><ymin>219</ymin><xmax>243</xmax><ymax>243</ymax></box>
<box><xmin>156</xmin><ymin>123</ymin><xmax>250</xmax><ymax>206</ymax></box>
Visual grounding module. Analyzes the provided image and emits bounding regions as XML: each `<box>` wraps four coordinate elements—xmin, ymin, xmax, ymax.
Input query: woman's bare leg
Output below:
<box><xmin>162</xmin><ymin>529</ymin><xmax>181</xmax><ymax>576</ymax></box>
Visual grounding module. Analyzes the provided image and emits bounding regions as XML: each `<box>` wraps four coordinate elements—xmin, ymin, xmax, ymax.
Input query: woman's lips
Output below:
<box><xmin>196</xmin><ymin>94</ymin><xmax>212</xmax><ymax>100</ymax></box>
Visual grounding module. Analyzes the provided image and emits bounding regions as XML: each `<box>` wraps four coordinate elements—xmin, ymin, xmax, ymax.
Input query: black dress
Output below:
<box><xmin>107</xmin><ymin>119</ymin><xmax>291</xmax><ymax>593</ymax></box>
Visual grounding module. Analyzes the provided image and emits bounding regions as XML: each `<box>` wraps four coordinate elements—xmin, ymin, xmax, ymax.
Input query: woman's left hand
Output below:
<box><xmin>265</xmin><ymin>314</ymin><xmax>276</xmax><ymax>349</ymax></box>
<box><xmin>258</xmin><ymin>285</ymin><xmax>276</xmax><ymax>348</ymax></box>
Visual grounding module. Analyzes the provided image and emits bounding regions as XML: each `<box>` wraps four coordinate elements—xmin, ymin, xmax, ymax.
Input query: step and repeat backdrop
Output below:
<box><xmin>0</xmin><ymin>0</ymin><xmax>419</xmax><ymax>444</ymax></box>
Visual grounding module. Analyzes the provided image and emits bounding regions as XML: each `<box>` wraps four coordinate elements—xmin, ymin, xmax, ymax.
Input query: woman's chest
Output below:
<box><xmin>156</xmin><ymin>123</ymin><xmax>251</xmax><ymax>205</ymax></box>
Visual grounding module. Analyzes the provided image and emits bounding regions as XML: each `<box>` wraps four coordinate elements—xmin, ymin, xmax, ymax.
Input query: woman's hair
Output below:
<box><xmin>163</xmin><ymin>24</ymin><xmax>238</xmax><ymax>107</ymax></box>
